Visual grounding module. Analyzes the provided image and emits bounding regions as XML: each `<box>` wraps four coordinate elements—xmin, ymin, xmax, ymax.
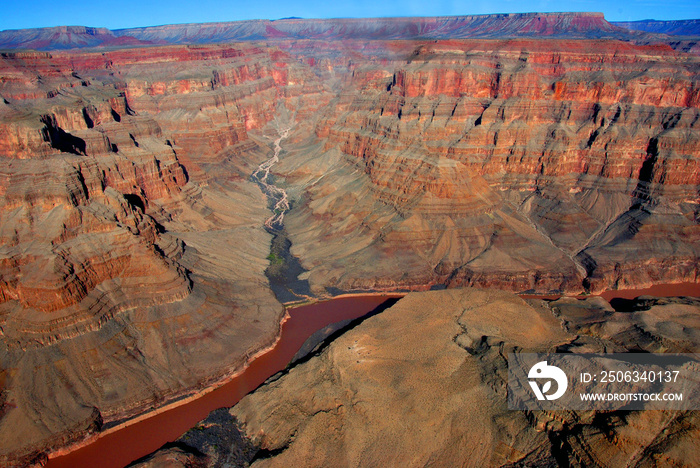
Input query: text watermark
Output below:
<box><xmin>508</xmin><ymin>353</ymin><xmax>700</xmax><ymax>410</ymax></box>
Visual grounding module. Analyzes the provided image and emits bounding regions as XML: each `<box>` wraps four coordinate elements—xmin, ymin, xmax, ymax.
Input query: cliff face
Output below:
<box><xmin>614</xmin><ymin>19</ymin><xmax>700</xmax><ymax>37</ymax></box>
<box><xmin>613</xmin><ymin>20</ymin><xmax>700</xmax><ymax>55</ymax></box>
<box><xmin>114</xmin><ymin>13</ymin><xmax>638</xmax><ymax>43</ymax></box>
<box><xmin>0</xmin><ymin>13</ymin><xmax>653</xmax><ymax>51</ymax></box>
<box><xmin>0</xmin><ymin>44</ymin><xmax>328</xmax><ymax>465</ymax></box>
<box><xmin>279</xmin><ymin>39</ymin><xmax>700</xmax><ymax>295</ymax></box>
<box><xmin>1</xmin><ymin>19</ymin><xmax>700</xmax><ymax>465</ymax></box>
<box><xmin>0</xmin><ymin>26</ymin><xmax>153</xmax><ymax>50</ymax></box>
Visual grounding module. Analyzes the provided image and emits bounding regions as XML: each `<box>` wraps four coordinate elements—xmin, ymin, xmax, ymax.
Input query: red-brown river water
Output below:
<box><xmin>45</xmin><ymin>294</ymin><xmax>399</xmax><ymax>468</ymax></box>
<box><xmin>44</xmin><ymin>283</ymin><xmax>700</xmax><ymax>467</ymax></box>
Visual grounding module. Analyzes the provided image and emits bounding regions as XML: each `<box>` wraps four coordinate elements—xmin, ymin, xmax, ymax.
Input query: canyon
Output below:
<box><xmin>135</xmin><ymin>288</ymin><xmax>700</xmax><ymax>467</ymax></box>
<box><xmin>0</xmin><ymin>12</ymin><xmax>699</xmax><ymax>467</ymax></box>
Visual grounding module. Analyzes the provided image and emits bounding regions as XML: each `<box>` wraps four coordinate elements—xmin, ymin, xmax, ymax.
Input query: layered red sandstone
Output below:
<box><xmin>0</xmin><ymin>43</ymin><xmax>327</xmax><ymax>466</ymax></box>
<box><xmin>0</xmin><ymin>27</ymin><xmax>699</xmax><ymax>467</ymax></box>
<box><xmin>279</xmin><ymin>39</ymin><xmax>700</xmax><ymax>295</ymax></box>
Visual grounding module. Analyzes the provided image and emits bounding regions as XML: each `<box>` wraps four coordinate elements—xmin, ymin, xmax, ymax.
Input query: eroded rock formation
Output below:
<box><xmin>277</xmin><ymin>39</ymin><xmax>700</xmax><ymax>295</ymax></box>
<box><xmin>0</xmin><ymin>44</ymin><xmax>326</xmax><ymax>465</ymax></box>
<box><xmin>0</xmin><ymin>14</ymin><xmax>699</xmax><ymax>466</ymax></box>
<box><xmin>141</xmin><ymin>289</ymin><xmax>700</xmax><ymax>467</ymax></box>
<box><xmin>0</xmin><ymin>13</ymin><xmax>654</xmax><ymax>51</ymax></box>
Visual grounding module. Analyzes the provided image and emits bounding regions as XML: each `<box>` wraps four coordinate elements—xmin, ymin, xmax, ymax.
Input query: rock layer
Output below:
<box><xmin>0</xmin><ymin>13</ymin><xmax>653</xmax><ymax>51</ymax></box>
<box><xmin>0</xmin><ymin>20</ymin><xmax>700</xmax><ymax>466</ymax></box>
<box><xmin>0</xmin><ymin>43</ymin><xmax>326</xmax><ymax>465</ymax></box>
<box><xmin>278</xmin><ymin>39</ymin><xmax>700</xmax><ymax>295</ymax></box>
<box><xmin>614</xmin><ymin>19</ymin><xmax>700</xmax><ymax>37</ymax></box>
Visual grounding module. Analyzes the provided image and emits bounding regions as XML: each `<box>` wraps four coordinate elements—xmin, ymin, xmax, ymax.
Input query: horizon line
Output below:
<box><xmin>2</xmin><ymin>12</ymin><xmax>697</xmax><ymax>34</ymax></box>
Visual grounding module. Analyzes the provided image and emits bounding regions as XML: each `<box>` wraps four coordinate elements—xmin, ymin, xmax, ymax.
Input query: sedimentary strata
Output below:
<box><xmin>0</xmin><ymin>44</ymin><xmax>326</xmax><ymax>465</ymax></box>
<box><xmin>0</xmin><ymin>13</ymin><xmax>654</xmax><ymax>51</ymax></box>
<box><xmin>279</xmin><ymin>39</ymin><xmax>700</xmax><ymax>295</ymax></box>
<box><xmin>0</xmin><ymin>13</ymin><xmax>699</xmax><ymax>465</ymax></box>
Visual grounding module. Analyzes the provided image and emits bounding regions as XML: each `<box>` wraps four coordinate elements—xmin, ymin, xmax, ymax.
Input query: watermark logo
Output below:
<box><xmin>509</xmin><ymin>353</ymin><xmax>698</xmax><ymax>410</ymax></box>
<box><xmin>528</xmin><ymin>360</ymin><xmax>568</xmax><ymax>400</ymax></box>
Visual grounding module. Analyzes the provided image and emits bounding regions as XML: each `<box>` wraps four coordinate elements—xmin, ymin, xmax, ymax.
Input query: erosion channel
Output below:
<box><xmin>44</xmin><ymin>111</ymin><xmax>337</xmax><ymax>468</ymax></box>
<box><xmin>251</xmin><ymin>114</ymin><xmax>312</xmax><ymax>304</ymax></box>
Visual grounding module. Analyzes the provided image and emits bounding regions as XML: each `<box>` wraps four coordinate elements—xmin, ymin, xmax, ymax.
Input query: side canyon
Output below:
<box><xmin>0</xmin><ymin>13</ymin><xmax>699</xmax><ymax>466</ymax></box>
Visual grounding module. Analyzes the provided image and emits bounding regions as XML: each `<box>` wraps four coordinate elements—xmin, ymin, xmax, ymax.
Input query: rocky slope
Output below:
<box><xmin>613</xmin><ymin>19</ymin><xmax>700</xmax><ymax>56</ymax></box>
<box><xmin>115</xmin><ymin>13</ymin><xmax>643</xmax><ymax>43</ymax></box>
<box><xmin>0</xmin><ymin>44</ymin><xmax>328</xmax><ymax>465</ymax></box>
<box><xmin>277</xmin><ymin>39</ymin><xmax>700</xmax><ymax>295</ymax></box>
<box><xmin>137</xmin><ymin>288</ymin><xmax>700</xmax><ymax>467</ymax></box>
<box><xmin>0</xmin><ymin>26</ymin><xmax>154</xmax><ymax>51</ymax></box>
<box><xmin>614</xmin><ymin>19</ymin><xmax>700</xmax><ymax>37</ymax></box>
<box><xmin>0</xmin><ymin>16</ymin><xmax>699</xmax><ymax>466</ymax></box>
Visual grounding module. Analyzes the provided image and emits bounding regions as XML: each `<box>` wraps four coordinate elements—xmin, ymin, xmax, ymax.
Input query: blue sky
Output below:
<box><xmin>2</xmin><ymin>0</ymin><xmax>699</xmax><ymax>31</ymax></box>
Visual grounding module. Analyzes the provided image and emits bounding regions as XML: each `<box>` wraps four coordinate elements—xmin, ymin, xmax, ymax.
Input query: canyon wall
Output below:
<box><xmin>278</xmin><ymin>39</ymin><xmax>700</xmax><ymax>295</ymax></box>
<box><xmin>0</xmin><ymin>44</ymin><xmax>328</xmax><ymax>465</ymax></box>
<box><xmin>614</xmin><ymin>19</ymin><xmax>700</xmax><ymax>36</ymax></box>
<box><xmin>0</xmin><ymin>15</ymin><xmax>699</xmax><ymax>465</ymax></box>
<box><xmin>0</xmin><ymin>13</ymin><xmax>655</xmax><ymax>51</ymax></box>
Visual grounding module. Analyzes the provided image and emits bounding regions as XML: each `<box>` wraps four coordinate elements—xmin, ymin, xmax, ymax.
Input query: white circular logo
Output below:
<box><xmin>528</xmin><ymin>360</ymin><xmax>568</xmax><ymax>401</ymax></box>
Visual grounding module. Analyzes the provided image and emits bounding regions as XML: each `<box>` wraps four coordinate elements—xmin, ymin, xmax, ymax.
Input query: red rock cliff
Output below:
<box><xmin>0</xmin><ymin>43</ymin><xmax>327</xmax><ymax>466</ymax></box>
<box><xmin>279</xmin><ymin>39</ymin><xmax>700</xmax><ymax>295</ymax></box>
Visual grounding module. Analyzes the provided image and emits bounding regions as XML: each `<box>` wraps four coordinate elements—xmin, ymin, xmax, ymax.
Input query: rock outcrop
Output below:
<box><xmin>0</xmin><ymin>26</ymin><xmax>153</xmax><ymax>51</ymax></box>
<box><xmin>614</xmin><ymin>19</ymin><xmax>700</xmax><ymax>37</ymax></box>
<box><xmin>0</xmin><ymin>13</ymin><xmax>657</xmax><ymax>51</ymax></box>
<box><xmin>144</xmin><ymin>289</ymin><xmax>700</xmax><ymax>467</ymax></box>
<box><xmin>1</xmin><ymin>16</ymin><xmax>700</xmax><ymax>466</ymax></box>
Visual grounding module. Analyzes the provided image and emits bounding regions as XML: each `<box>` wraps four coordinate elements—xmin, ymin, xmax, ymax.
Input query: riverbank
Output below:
<box><xmin>290</xmin><ymin>281</ymin><xmax>700</xmax><ymax>307</ymax></box>
<box><xmin>40</xmin><ymin>280</ymin><xmax>700</xmax><ymax>467</ymax></box>
<box><xmin>43</xmin><ymin>294</ymin><xmax>397</xmax><ymax>468</ymax></box>
<box><xmin>42</xmin><ymin>306</ymin><xmax>291</xmax><ymax>467</ymax></box>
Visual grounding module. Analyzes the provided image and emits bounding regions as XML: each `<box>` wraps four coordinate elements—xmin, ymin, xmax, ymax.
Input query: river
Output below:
<box><xmin>44</xmin><ymin>295</ymin><xmax>401</xmax><ymax>468</ymax></box>
<box><xmin>251</xmin><ymin>122</ymin><xmax>293</xmax><ymax>231</ymax></box>
<box><xmin>41</xmin><ymin>121</ymin><xmax>700</xmax><ymax>466</ymax></box>
<box><xmin>43</xmin><ymin>283</ymin><xmax>700</xmax><ymax>467</ymax></box>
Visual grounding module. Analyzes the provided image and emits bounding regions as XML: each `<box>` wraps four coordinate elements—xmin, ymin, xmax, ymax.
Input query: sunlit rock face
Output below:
<box><xmin>279</xmin><ymin>39</ymin><xmax>700</xmax><ymax>296</ymax></box>
<box><xmin>0</xmin><ymin>44</ymin><xmax>328</xmax><ymax>465</ymax></box>
<box><xmin>0</xmin><ymin>12</ymin><xmax>699</xmax><ymax>465</ymax></box>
